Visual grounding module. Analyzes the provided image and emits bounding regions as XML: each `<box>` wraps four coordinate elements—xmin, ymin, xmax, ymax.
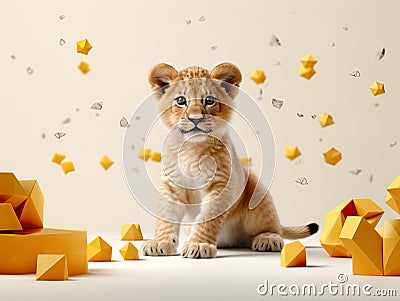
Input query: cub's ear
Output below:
<box><xmin>211</xmin><ymin>63</ymin><xmax>242</xmax><ymax>96</ymax></box>
<box><xmin>148</xmin><ymin>63</ymin><xmax>178</xmax><ymax>99</ymax></box>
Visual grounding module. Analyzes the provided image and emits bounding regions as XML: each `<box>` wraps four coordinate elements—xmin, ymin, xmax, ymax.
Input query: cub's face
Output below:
<box><xmin>148</xmin><ymin>63</ymin><xmax>242</xmax><ymax>143</ymax></box>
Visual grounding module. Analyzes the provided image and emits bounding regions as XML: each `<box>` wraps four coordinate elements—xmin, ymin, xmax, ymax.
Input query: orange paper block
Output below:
<box><xmin>301</xmin><ymin>53</ymin><xmax>318</xmax><ymax>68</ymax></box>
<box><xmin>340</xmin><ymin>216</ymin><xmax>383</xmax><ymax>276</ymax></box>
<box><xmin>138</xmin><ymin>148</ymin><xmax>152</xmax><ymax>161</ymax></box>
<box><xmin>386</xmin><ymin>174</ymin><xmax>400</xmax><ymax>214</ymax></box>
<box><xmin>78</xmin><ymin>61</ymin><xmax>90</xmax><ymax>74</ymax></box>
<box><xmin>36</xmin><ymin>254</ymin><xmax>68</xmax><ymax>281</ymax></box>
<box><xmin>299</xmin><ymin>65</ymin><xmax>316</xmax><ymax>80</ymax></box>
<box><xmin>320</xmin><ymin>198</ymin><xmax>384</xmax><ymax>257</ymax></box>
<box><xmin>88</xmin><ymin>236</ymin><xmax>112</xmax><ymax>262</ymax></box>
<box><xmin>151</xmin><ymin>152</ymin><xmax>161</xmax><ymax>162</ymax></box>
<box><xmin>323</xmin><ymin>147</ymin><xmax>342</xmax><ymax>166</ymax></box>
<box><xmin>100</xmin><ymin>155</ymin><xmax>114</xmax><ymax>171</ymax></box>
<box><xmin>0</xmin><ymin>173</ymin><xmax>28</xmax><ymax>209</ymax></box>
<box><xmin>51</xmin><ymin>153</ymin><xmax>66</xmax><ymax>165</ymax></box>
<box><xmin>0</xmin><ymin>228</ymin><xmax>87</xmax><ymax>275</ymax></box>
<box><xmin>383</xmin><ymin>220</ymin><xmax>400</xmax><ymax>276</ymax></box>
<box><xmin>120</xmin><ymin>242</ymin><xmax>139</xmax><ymax>260</ymax></box>
<box><xmin>318</xmin><ymin>113</ymin><xmax>334</xmax><ymax>128</ymax></box>
<box><xmin>280</xmin><ymin>241</ymin><xmax>306</xmax><ymax>267</ymax></box>
<box><xmin>285</xmin><ymin>146</ymin><xmax>301</xmax><ymax>161</ymax></box>
<box><xmin>121</xmin><ymin>224</ymin><xmax>143</xmax><ymax>241</ymax></box>
<box><xmin>76</xmin><ymin>39</ymin><xmax>92</xmax><ymax>55</ymax></box>
<box><xmin>250</xmin><ymin>70</ymin><xmax>266</xmax><ymax>84</ymax></box>
<box><xmin>61</xmin><ymin>162</ymin><xmax>75</xmax><ymax>174</ymax></box>
<box><xmin>0</xmin><ymin>203</ymin><xmax>22</xmax><ymax>231</ymax></box>
<box><xmin>18</xmin><ymin>180</ymin><xmax>44</xmax><ymax>228</ymax></box>
<box><xmin>370</xmin><ymin>81</ymin><xmax>385</xmax><ymax>96</ymax></box>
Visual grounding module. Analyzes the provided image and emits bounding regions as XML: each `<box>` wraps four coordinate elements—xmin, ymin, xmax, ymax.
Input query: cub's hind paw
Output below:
<box><xmin>182</xmin><ymin>241</ymin><xmax>217</xmax><ymax>259</ymax></box>
<box><xmin>141</xmin><ymin>240</ymin><xmax>177</xmax><ymax>256</ymax></box>
<box><xmin>251</xmin><ymin>233</ymin><xmax>284</xmax><ymax>252</ymax></box>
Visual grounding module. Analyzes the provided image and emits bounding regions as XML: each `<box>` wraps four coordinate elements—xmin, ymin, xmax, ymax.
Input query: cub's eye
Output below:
<box><xmin>204</xmin><ymin>95</ymin><xmax>216</xmax><ymax>107</ymax></box>
<box><xmin>175</xmin><ymin>96</ymin><xmax>187</xmax><ymax>107</ymax></box>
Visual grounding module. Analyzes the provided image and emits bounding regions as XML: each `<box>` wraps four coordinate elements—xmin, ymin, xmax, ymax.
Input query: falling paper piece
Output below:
<box><xmin>295</xmin><ymin>159</ymin><xmax>302</xmax><ymax>165</ymax></box>
<box><xmin>26</xmin><ymin>67</ymin><xmax>34</xmax><ymax>75</ymax></box>
<box><xmin>10</xmin><ymin>55</ymin><xmax>16</xmax><ymax>59</ymax></box>
<box><xmin>75</xmin><ymin>108</ymin><xmax>80</xmax><ymax>112</ymax></box>
<box><xmin>78</xmin><ymin>61</ymin><xmax>90</xmax><ymax>74</ymax></box>
<box><xmin>350</xmin><ymin>169</ymin><xmax>362</xmax><ymax>175</ymax></box>
<box><xmin>297</xmin><ymin>113</ymin><xmax>304</xmax><ymax>118</ymax></box>
<box><xmin>318</xmin><ymin>138</ymin><xmax>323</xmax><ymax>142</ymax></box>
<box><xmin>95</xmin><ymin>113</ymin><xmax>100</xmax><ymax>117</ymax></box>
<box><xmin>323</xmin><ymin>147</ymin><xmax>342</xmax><ymax>166</ymax></box>
<box><xmin>370</xmin><ymin>81</ymin><xmax>385</xmax><ymax>96</ymax></box>
<box><xmin>390</xmin><ymin>141</ymin><xmax>397</xmax><ymax>147</ymax></box>
<box><xmin>61</xmin><ymin>161</ymin><xmax>75</xmax><ymax>174</ymax></box>
<box><xmin>100</xmin><ymin>155</ymin><xmax>114</xmax><ymax>171</ymax></box>
<box><xmin>295</xmin><ymin>177</ymin><xmax>308</xmax><ymax>185</ymax></box>
<box><xmin>342</xmin><ymin>26</ymin><xmax>349</xmax><ymax>31</ymax></box>
<box><xmin>210</xmin><ymin>46</ymin><xmax>217</xmax><ymax>51</ymax></box>
<box><xmin>257</xmin><ymin>88</ymin><xmax>263</xmax><ymax>100</ymax></box>
<box><xmin>269</xmin><ymin>35</ymin><xmax>281</xmax><ymax>47</ymax></box>
<box><xmin>374</xmin><ymin>103</ymin><xmax>380</xmax><ymax>107</ymax></box>
<box><xmin>369</xmin><ymin>174</ymin><xmax>374</xmax><ymax>183</ymax></box>
<box><xmin>135</xmin><ymin>116</ymin><xmax>140</xmax><ymax>120</ymax></box>
<box><xmin>132</xmin><ymin>167</ymin><xmax>139</xmax><ymax>173</ymax></box>
<box><xmin>41</xmin><ymin>133</ymin><xmax>46</xmax><ymax>139</ymax></box>
<box><xmin>59</xmin><ymin>38</ymin><xmax>65</xmax><ymax>46</ymax></box>
<box><xmin>54</xmin><ymin>132</ymin><xmax>66</xmax><ymax>139</ymax></box>
<box><xmin>377</xmin><ymin>48</ymin><xmax>385</xmax><ymax>60</ymax></box>
<box><xmin>198</xmin><ymin>16</ymin><xmax>206</xmax><ymax>22</ymax></box>
<box><xmin>272</xmin><ymin>98</ymin><xmax>283</xmax><ymax>109</ymax></box>
<box><xmin>311</xmin><ymin>114</ymin><xmax>317</xmax><ymax>119</ymax></box>
<box><xmin>76</xmin><ymin>39</ymin><xmax>92</xmax><ymax>55</ymax></box>
<box><xmin>186</xmin><ymin>20</ymin><xmax>191</xmax><ymax>25</ymax></box>
<box><xmin>275</xmin><ymin>62</ymin><xmax>281</xmax><ymax>66</ymax></box>
<box><xmin>62</xmin><ymin>117</ymin><xmax>71</xmax><ymax>124</ymax></box>
<box><xmin>120</xmin><ymin>117</ymin><xmax>130</xmax><ymax>128</ymax></box>
<box><xmin>330</xmin><ymin>42</ymin><xmax>335</xmax><ymax>47</ymax></box>
<box><xmin>91</xmin><ymin>101</ymin><xmax>103</xmax><ymax>110</ymax></box>
<box><xmin>349</xmin><ymin>70</ymin><xmax>361</xmax><ymax>77</ymax></box>
<box><xmin>250</xmin><ymin>70</ymin><xmax>266</xmax><ymax>84</ymax></box>
<box><xmin>59</xmin><ymin>15</ymin><xmax>65</xmax><ymax>20</ymax></box>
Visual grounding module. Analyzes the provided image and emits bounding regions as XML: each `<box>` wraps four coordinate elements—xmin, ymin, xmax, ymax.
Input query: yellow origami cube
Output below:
<box><xmin>0</xmin><ymin>203</ymin><xmax>22</xmax><ymax>231</ymax></box>
<box><xmin>52</xmin><ymin>153</ymin><xmax>66</xmax><ymax>165</ymax></box>
<box><xmin>0</xmin><ymin>173</ymin><xmax>28</xmax><ymax>209</ymax></box>
<box><xmin>285</xmin><ymin>146</ymin><xmax>301</xmax><ymax>161</ymax></box>
<box><xmin>88</xmin><ymin>236</ymin><xmax>112</xmax><ymax>262</ymax></box>
<box><xmin>383</xmin><ymin>220</ymin><xmax>400</xmax><ymax>275</ymax></box>
<box><xmin>386</xmin><ymin>174</ymin><xmax>400</xmax><ymax>214</ymax></box>
<box><xmin>318</xmin><ymin>113</ymin><xmax>334</xmax><ymax>128</ymax></box>
<box><xmin>120</xmin><ymin>242</ymin><xmax>139</xmax><ymax>260</ymax></box>
<box><xmin>301</xmin><ymin>53</ymin><xmax>318</xmax><ymax>68</ymax></box>
<box><xmin>78</xmin><ymin>61</ymin><xmax>90</xmax><ymax>74</ymax></box>
<box><xmin>100</xmin><ymin>155</ymin><xmax>114</xmax><ymax>171</ymax></box>
<box><xmin>240</xmin><ymin>158</ymin><xmax>252</xmax><ymax>166</ymax></box>
<box><xmin>299</xmin><ymin>65</ymin><xmax>316</xmax><ymax>80</ymax></box>
<box><xmin>323</xmin><ymin>147</ymin><xmax>342</xmax><ymax>166</ymax></box>
<box><xmin>138</xmin><ymin>148</ymin><xmax>152</xmax><ymax>161</ymax></box>
<box><xmin>36</xmin><ymin>254</ymin><xmax>69</xmax><ymax>281</ymax></box>
<box><xmin>370</xmin><ymin>81</ymin><xmax>385</xmax><ymax>96</ymax></box>
<box><xmin>61</xmin><ymin>161</ymin><xmax>75</xmax><ymax>174</ymax></box>
<box><xmin>151</xmin><ymin>151</ymin><xmax>161</xmax><ymax>162</ymax></box>
<box><xmin>250</xmin><ymin>70</ymin><xmax>266</xmax><ymax>84</ymax></box>
<box><xmin>320</xmin><ymin>198</ymin><xmax>384</xmax><ymax>257</ymax></box>
<box><xmin>280</xmin><ymin>241</ymin><xmax>306</xmax><ymax>267</ymax></box>
<box><xmin>121</xmin><ymin>224</ymin><xmax>143</xmax><ymax>241</ymax></box>
<box><xmin>76</xmin><ymin>39</ymin><xmax>92</xmax><ymax>55</ymax></box>
<box><xmin>340</xmin><ymin>216</ymin><xmax>383</xmax><ymax>276</ymax></box>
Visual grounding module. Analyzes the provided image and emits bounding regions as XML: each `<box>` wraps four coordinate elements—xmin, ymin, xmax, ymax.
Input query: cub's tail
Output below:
<box><xmin>281</xmin><ymin>223</ymin><xmax>319</xmax><ymax>239</ymax></box>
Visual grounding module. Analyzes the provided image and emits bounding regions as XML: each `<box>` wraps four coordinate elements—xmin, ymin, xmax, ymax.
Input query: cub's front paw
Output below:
<box><xmin>181</xmin><ymin>241</ymin><xmax>217</xmax><ymax>259</ymax></box>
<box><xmin>141</xmin><ymin>240</ymin><xmax>177</xmax><ymax>256</ymax></box>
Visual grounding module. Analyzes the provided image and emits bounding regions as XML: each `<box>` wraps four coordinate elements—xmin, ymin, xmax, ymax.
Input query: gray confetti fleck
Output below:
<box><xmin>275</xmin><ymin>61</ymin><xmax>281</xmax><ymax>66</ymax></box>
<box><xmin>257</xmin><ymin>88</ymin><xmax>263</xmax><ymax>100</ymax></box>
<box><xmin>75</xmin><ymin>108</ymin><xmax>80</xmax><ymax>112</ymax></box>
<box><xmin>374</xmin><ymin>103</ymin><xmax>380</xmax><ymax>107</ymax></box>
<box><xmin>131</xmin><ymin>145</ymin><xmax>135</xmax><ymax>150</ymax></box>
<box><xmin>62</xmin><ymin>117</ymin><xmax>71</xmax><ymax>124</ymax></box>
<box><xmin>369</xmin><ymin>174</ymin><xmax>374</xmax><ymax>183</ymax></box>
<box><xmin>95</xmin><ymin>112</ymin><xmax>100</xmax><ymax>117</ymax></box>
<box><xmin>318</xmin><ymin>138</ymin><xmax>323</xmax><ymax>142</ymax></box>
<box><xmin>59</xmin><ymin>38</ymin><xmax>66</xmax><ymax>46</ymax></box>
<box><xmin>342</xmin><ymin>26</ymin><xmax>349</xmax><ymax>31</ymax></box>
<box><xmin>295</xmin><ymin>158</ymin><xmax>302</xmax><ymax>165</ymax></box>
<box><xmin>377</xmin><ymin>47</ymin><xmax>385</xmax><ymax>60</ymax></box>
<box><xmin>132</xmin><ymin>167</ymin><xmax>139</xmax><ymax>173</ymax></box>
<box><xmin>390</xmin><ymin>141</ymin><xmax>397</xmax><ymax>147</ymax></box>
<box><xmin>120</xmin><ymin>117</ymin><xmax>131</xmax><ymax>128</ymax></box>
<box><xmin>186</xmin><ymin>20</ymin><xmax>191</xmax><ymax>25</ymax></box>
<box><xmin>59</xmin><ymin>15</ymin><xmax>65</xmax><ymax>20</ymax></box>
<box><xmin>135</xmin><ymin>116</ymin><xmax>140</xmax><ymax>120</ymax></box>
<box><xmin>269</xmin><ymin>34</ymin><xmax>281</xmax><ymax>47</ymax></box>
<box><xmin>26</xmin><ymin>67</ymin><xmax>34</xmax><ymax>75</ymax></box>
<box><xmin>311</xmin><ymin>114</ymin><xmax>317</xmax><ymax>119</ymax></box>
<box><xmin>297</xmin><ymin>113</ymin><xmax>304</xmax><ymax>118</ymax></box>
<box><xmin>295</xmin><ymin>177</ymin><xmax>308</xmax><ymax>185</ymax></box>
<box><xmin>198</xmin><ymin>16</ymin><xmax>206</xmax><ymax>22</ymax></box>
<box><xmin>210</xmin><ymin>46</ymin><xmax>217</xmax><ymax>51</ymax></box>
<box><xmin>54</xmin><ymin>132</ymin><xmax>66</xmax><ymax>139</ymax></box>
<box><xmin>350</xmin><ymin>169</ymin><xmax>362</xmax><ymax>175</ymax></box>
<box><xmin>349</xmin><ymin>70</ymin><xmax>361</xmax><ymax>77</ymax></box>
<box><xmin>271</xmin><ymin>98</ymin><xmax>283</xmax><ymax>109</ymax></box>
<box><xmin>330</xmin><ymin>42</ymin><xmax>335</xmax><ymax>47</ymax></box>
<box><xmin>10</xmin><ymin>54</ymin><xmax>16</xmax><ymax>59</ymax></box>
<box><xmin>90</xmin><ymin>101</ymin><xmax>103</xmax><ymax>110</ymax></box>
<box><xmin>41</xmin><ymin>133</ymin><xmax>46</xmax><ymax>139</ymax></box>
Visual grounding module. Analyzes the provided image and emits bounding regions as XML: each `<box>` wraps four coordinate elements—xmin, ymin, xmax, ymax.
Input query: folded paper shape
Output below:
<box><xmin>383</xmin><ymin>220</ymin><xmax>400</xmax><ymax>275</ymax></box>
<box><xmin>36</xmin><ymin>254</ymin><xmax>68</xmax><ymax>281</ymax></box>
<box><xmin>280</xmin><ymin>241</ymin><xmax>306</xmax><ymax>267</ymax></box>
<box><xmin>120</xmin><ymin>242</ymin><xmax>139</xmax><ymax>260</ymax></box>
<box><xmin>88</xmin><ymin>236</ymin><xmax>112</xmax><ymax>262</ymax></box>
<box><xmin>121</xmin><ymin>224</ymin><xmax>143</xmax><ymax>241</ymax></box>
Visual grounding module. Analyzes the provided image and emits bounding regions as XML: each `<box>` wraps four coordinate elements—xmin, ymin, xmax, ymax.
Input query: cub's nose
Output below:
<box><xmin>188</xmin><ymin>114</ymin><xmax>205</xmax><ymax>126</ymax></box>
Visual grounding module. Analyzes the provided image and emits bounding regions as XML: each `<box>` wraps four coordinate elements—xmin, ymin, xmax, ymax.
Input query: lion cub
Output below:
<box><xmin>141</xmin><ymin>63</ymin><xmax>318</xmax><ymax>258</ymax></box>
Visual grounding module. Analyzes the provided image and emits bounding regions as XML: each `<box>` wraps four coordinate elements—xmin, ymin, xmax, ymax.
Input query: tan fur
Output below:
<box><xmin>141</xmin><ymin>63</ymin><xmax>318</xmax><ymax>258</ymax></box>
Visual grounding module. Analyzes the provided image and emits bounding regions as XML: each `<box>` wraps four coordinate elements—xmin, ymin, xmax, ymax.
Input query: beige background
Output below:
<box><xmin>0</xmin><ymin>0</ymin><xmax>399</xmax><ymax>235</ymax></box>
